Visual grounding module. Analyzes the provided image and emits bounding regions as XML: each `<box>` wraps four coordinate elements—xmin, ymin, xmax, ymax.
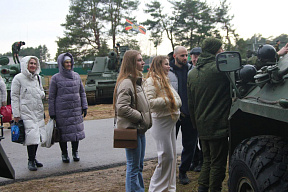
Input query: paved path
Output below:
<box><xmin>0</xmin><ymin>118</ymin><xmax>183</xmax><ymax>184</ymax></box>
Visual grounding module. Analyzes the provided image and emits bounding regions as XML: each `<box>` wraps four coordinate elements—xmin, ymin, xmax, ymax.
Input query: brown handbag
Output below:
<box><xmin>113</xmin><ymin>128</ymin><xmax>137</xmax><ymax>149</ymax></box>
<box><xmin>113</xmin><ymin>85</ymin><xmax>138</xmax><ymax>149</ymax></box>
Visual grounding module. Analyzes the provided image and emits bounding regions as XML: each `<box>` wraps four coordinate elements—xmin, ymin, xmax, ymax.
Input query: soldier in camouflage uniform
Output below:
<box><xmin>12</xmin><ymin>41</ymin><xmax>25</xmax><ymax>64</ymax></box>
<box><xmin>187</xmin><ymin>37</ymin><xmax>230</xmax><ymax>192</ymax></box>
<box><xmin>274</xmin><ymin>40</ymin><xmax>280</xmax><ymax>52</ymax></box>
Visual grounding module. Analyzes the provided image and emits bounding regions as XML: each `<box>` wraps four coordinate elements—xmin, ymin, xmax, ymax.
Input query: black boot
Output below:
<box><xmin>189</xmin><ymin>161</ymin><xmax>198</xmax><ymax>171</ymax></box>
<box><xmin>28</xmin><ymin>160</ymin><xmax>37</xmax><ymax>171</ymax></box>
<box><xmin>179</xmin><ymin>171</ymin><xmax>190</xmax><ymax>185</ymax></box>
<box><xmin>194</xmin><ymin>161</ymin><xmax>202</xmax><ymax>172</ymax></box>
<box><xmin>72</xmin><ymin>151</ymin><xmax>80</xmax><ymax>161</ymax></box>
<box><xmin>198</xmin><ymin>185</ymin><xmax>209</xmax><ymax>192</ymax></box>
<box><xmin>62</xmin><ymin>154</ymin><xmax>70</xmax><ymax>163</ymax></box>
<box><xmin>35</xmin><ymin>159</ymin><xmax>43</xmax><ymax>167</ymax></box>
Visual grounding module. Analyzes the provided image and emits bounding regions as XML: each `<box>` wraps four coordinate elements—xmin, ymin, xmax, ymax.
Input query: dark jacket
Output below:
<box><xmin>48</xmin><ymin>53</ymin><xmax>88</xmax><ymax>142</ymax></box>
<box><xmin>168</xmin><ymin>59</ymin><xmax>192</xmax><ymax>116</ymax></box>
<box><xmin>187</xmin><ymin>52</ymin><xmax>231</xmax><ymax>140</ymax></box>
<box><xmin>12</xmin><ymin>42</ymin><xmax>21</xmax><ymax>53</ymax></box>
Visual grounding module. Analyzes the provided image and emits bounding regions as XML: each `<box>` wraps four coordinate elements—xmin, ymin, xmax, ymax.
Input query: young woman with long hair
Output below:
<box><xmin>113</xmin><ymin>50</ymin><xmax>152</xmax><ymax>192</ymax></box>
<box><xmin>143</xmin><ymin>55</ymin><xmax>182</xmax><ymax>192</ymax></box>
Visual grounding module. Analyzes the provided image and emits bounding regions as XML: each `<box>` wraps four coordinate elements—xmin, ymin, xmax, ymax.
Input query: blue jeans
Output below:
<box><xmin>125</xmin><ymin>133</ymin><xmax>146</xmax><ymax>192</ymax></box>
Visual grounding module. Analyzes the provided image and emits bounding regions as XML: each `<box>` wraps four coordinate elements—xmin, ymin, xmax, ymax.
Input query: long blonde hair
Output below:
<box><xmin>113</xmin><ymin>50</ymin><xmax>141</xmax><ymax>110</ymax></box>
<box><xmin>147</xmin><ymin>55</ymin><xmax>178</xmax><ymax>116</ymax></box>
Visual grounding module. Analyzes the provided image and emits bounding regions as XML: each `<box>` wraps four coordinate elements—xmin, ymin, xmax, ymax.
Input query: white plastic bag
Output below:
<box><xmin>41</xmin><ymin>119</ymin><xmax>55</xmax><ymax>148</ymax></box>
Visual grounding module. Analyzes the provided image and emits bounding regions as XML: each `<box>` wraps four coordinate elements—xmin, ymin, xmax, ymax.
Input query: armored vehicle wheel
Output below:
<box><xmin>86</xmin><ymin>91</ymin><xmax>96</xmax><ymax>105</ymax></box>
<box><xmin>229</xmin><ymin>135</ymin><xmax>288</xmax><ymax>192</ymax></box>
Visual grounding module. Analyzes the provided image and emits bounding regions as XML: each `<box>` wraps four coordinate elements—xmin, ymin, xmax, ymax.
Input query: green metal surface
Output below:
<box><xmin>230</xmin><ymin>54</ymin><xmax>288</xmax><ymax>122</ymax></box>
<box><xmin>216</xmin><ymin>53</ymin><xmax>288</xmax><ymax>155</ymax></box>
<box><xmin>85</xmin><ymin>46</ymin><xmax>129</xmax><ymax>104</ymax></box>
<box><xmin>0</xmin><ymin>62</ymin><xmax>21</xmax><ymax>91</ymax></box>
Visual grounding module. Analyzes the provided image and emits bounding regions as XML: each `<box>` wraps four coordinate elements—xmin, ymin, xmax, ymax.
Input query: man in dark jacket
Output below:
<box><xmin>187</xmin><ymin>38</ymin><xmax>230</xmax><ymax>192</ymax></box>
<box><xmin>189</xmin><ymin>47</ymin><xmax>203</xmax><ymax>173</ymax></box>
<box><xmin>12</xmin><ymin>41</ymin><xmax>25</xmax><ymax>64</ymax></box>
<box><xmin>168</xmin><ymin>46</ymin><xmax>198</xmax><ymax>185</ymax></box>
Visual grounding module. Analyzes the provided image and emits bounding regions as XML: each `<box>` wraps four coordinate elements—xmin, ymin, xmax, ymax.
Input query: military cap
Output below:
<box><xmin>190</xmin><ymin>47</ymin><xmax>202</xmax><ymax>55</ymax></box>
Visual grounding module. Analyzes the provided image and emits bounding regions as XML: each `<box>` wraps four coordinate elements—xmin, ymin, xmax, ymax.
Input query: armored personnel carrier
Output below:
<box><xmin>85</xmin><ymin>45</ymin><xmax>129</xmax><ymax>105</ymax></box>
<box><xmin>216</xmin><ymin>46</ymin><xmax>288</xmax><ymax>191</ymax></box>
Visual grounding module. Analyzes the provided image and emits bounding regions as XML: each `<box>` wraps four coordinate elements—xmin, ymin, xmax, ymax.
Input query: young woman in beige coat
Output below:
<box><xmin>113</xmin><ymin>50</ymin><xmax>152</xmax><ymax>192</ymax></box>
<box><xmin>143</xmin><ymin>55</ymin><xmax>182</xmax><ymax>192</ymax></box>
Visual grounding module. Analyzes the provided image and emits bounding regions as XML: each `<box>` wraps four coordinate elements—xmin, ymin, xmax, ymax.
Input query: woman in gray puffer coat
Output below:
<box><xmin>48</xmin><ymin>53</ymin><xmax>88</xmax><ymax>163</ymax></box>
<box><xmin>11</xmin><ymin>56</ymin><xmax>45</xmax><ymax>171</ymax></box>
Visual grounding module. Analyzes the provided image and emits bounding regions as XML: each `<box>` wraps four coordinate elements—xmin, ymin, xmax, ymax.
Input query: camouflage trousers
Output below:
<box><xmin>198</xmin><ymin>137</ymin><xmax>228</xmax><ymax>192</ymax></box>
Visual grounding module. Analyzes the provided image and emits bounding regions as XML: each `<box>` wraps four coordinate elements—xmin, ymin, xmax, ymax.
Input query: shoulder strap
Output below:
<box><xmin>37</xmin><ymin>75</ymin><xmax>40</xmax><ymax>86</ymax></box>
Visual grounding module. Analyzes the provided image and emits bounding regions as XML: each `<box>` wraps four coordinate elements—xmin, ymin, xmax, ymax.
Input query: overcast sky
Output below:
<box><xmin>0</xmin><ymin>0</ymin><xmax>287</xmax><ymax>60</ymax></box>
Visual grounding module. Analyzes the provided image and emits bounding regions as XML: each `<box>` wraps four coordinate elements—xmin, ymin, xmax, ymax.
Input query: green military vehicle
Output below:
<box><xmin>216</xmin><ymin>45</ymin><xmax>288</xmax><ymax>191</ymax></box>
<box><xmin>85</xmin><ymin>45</ymin><xmax>129</xmax><ymax>105</ymax></box>
<box><xmin>0</xmin><ymin>57</ymin><xmax>21</xmax><ymax>104</ymax></box>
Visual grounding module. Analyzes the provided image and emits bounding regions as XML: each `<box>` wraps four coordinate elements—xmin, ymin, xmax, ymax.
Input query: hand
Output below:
<box><xmin>82</xmin><ymin>109</ymin><xmax>87</xmax><ymax>117</ymax></box>
<box><xmin>50</xmin><ymin>115</ymin><xmax>56</xmax><ymax>120</ymax></box>
<box><xmin>14</xmin><ymin>117</ymin><xmax>20</xmax><ymax>123</ymax></box>
<box><xmin>2</xmin><ymin>101</ymin><xmax>6</xmax><ymax>106</ymax></box>
<box><xmin>277</xmin><ymin>43</ymin><xmax>288</xmax><ymax>56</ymax></box>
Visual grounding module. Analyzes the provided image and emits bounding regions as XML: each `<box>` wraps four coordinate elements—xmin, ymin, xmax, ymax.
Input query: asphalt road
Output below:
<box><xmin>0</xmin><ymin>118</ymin><xmax>183</xmax><ymax>184</ymax></box>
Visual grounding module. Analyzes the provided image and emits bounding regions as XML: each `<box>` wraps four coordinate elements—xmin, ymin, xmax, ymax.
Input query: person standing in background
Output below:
<box><xmin>12</xmin><ymin>41</ymin><xmax>25</xmax><ymax>64</ymax></box>
<box><xmin>168</xmin><ymin>46</ymin><xmax>198</xmax><ymax>185</ymax></box>
<box><xmin>189</xmin><ymin>47</ymin><xmax>202</xmax><ymax>67</ymax></box>
<box><xmin>0</xmin><ymin>75</ymin><xmax>7</xmax><ymax>107</ymax></box>
<box><xmin>274</xmin><ymin>40</ymin><xmax>281</xmax><ymax>52</ymax></box>
<box><xmin>188</xmin><ymin>47</ymin><xmax>203</xmax><ymax>173</ymax></box>
<box><xmin>49</xmin><ymin>53</ymin><xmax>88</xmax><ymax>163</ymax></box>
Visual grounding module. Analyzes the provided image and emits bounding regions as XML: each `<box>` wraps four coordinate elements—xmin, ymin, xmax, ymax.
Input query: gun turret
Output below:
<box><xmin>108</xmin><ymin>51</ymin><xmax>118</xmax><ymax>70</ymax></box>
<box><xmin>0</xmin><ymin>57</ymin><xmax>9</xmax><ymax>66</ymax></box>
<box><xmin>0</xmin><ymin>63</ymin><xmax>21</xmax><ymax>90</ymax></box>
<box><xmin>0</xmin><ymin>57</ymin><xmax>21</xmax><ymax>104</ymax></box>
<box><xmin>85</xmin><ymin>45</ymin><xmax>129</xmax><ymax>105</ymax></box>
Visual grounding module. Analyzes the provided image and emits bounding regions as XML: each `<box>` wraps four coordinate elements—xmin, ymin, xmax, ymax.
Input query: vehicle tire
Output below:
<box><xmin>229</xmin><ymin>135</ymin><xmax>288</xmax><ymax>192</ymax></box>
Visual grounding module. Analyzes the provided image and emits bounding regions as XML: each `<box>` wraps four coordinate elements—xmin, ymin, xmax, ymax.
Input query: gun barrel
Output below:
<box><xmin>1</xmin><ymin>69</ymin><xmax>17</xmax><ymax>75</ymax></box>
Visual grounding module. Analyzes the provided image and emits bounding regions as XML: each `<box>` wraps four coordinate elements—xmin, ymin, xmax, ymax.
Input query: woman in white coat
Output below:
<box><xmin>11</xmin><ymin>56</ymin><xmax>45</xmax><ymax>171</ymax></box>
<box><xmin>0</xmin><ymin>76</ymin><xmax>7</xmax><ymax>107</ymax></box>
<box><xmin>143</xmin><ymin>55</ymin><xmax>182</xmax><ymax>192</ymax></box>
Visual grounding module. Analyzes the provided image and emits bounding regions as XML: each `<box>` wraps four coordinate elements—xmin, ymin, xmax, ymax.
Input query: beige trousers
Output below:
<box><xmin>149</xmin><ymin>116</ymin><xmax>177</xmax><ymax>192</ymax></box>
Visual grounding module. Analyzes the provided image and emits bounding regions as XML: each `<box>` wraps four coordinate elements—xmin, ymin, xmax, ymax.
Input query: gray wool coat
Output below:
<box><xmin>48</xmin><ymin>53</ymin><xmax>88</xmax><ymax>142</ymax></box>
